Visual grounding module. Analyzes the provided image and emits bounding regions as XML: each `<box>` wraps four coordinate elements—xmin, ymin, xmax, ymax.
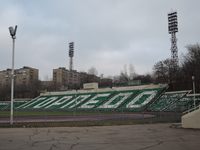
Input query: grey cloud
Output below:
<box><xmin>0</xmin><ymin>0</ymin><xmax>200</xmax><ymax>79</ymax></box>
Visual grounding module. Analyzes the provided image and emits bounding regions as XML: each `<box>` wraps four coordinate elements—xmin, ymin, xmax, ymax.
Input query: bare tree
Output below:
<box><xmin>123</xmin><ymin>64</ymin><xmax>128</xmax><ymax>78</ymax></box>
<box><xmin>88</xmin><ymin>67</ymin><xmax>98</xmax><ymax>76</ymax></box>
<box><xmin>153</xmin><ymin>43</ymin><xmax>200</xmax><ymax>92</ymax></box>
<box><xmin>129</xmin><ymin>64</ymin><xmax>137</xmax><ymax>80</ymax></box>
<box><xmin>153</xmin><ymin>59</ymin><xmax>172</xmax><ymax>84</ymax></box>
<box><xmin>181</xmin><ymin>44</ymin><xmax>200</xmax><ymax>92</ymax></box>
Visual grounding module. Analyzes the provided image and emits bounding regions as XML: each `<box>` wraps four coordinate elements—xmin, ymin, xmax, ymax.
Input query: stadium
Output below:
<box><xmin>1</xmin><ymin>83</ymin><xmax>200</xmax><ymax>150</ymax></box>
<box><xmin>0</xmin><ymin>83</ymin><xmax>200</xmax><ymax>129</ymax></box>
<box><xmin>1</xmin><ymin>9</ymin><xmax>199</xmax><ymax>129</ymax></box>
<box><xmin>1</xmin><ymin>2</ymin><xmax>200</xmax><ymax>150</ymax></box>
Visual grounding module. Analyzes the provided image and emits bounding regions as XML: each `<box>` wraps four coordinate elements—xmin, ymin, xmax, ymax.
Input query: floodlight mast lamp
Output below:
<box><xmin>168</xmin><ymin>11</ymin><xmax>178</xmax><ymax>67</ymax></box>
<box><xmin>9</xmin><ymin>25</ymin><xmax>17</xmax><ymax>125</ymax></box>
<box><xmin>69</xmin><ymin>42</ymin><xmax>74</xmax><ymax>71</ymax></box>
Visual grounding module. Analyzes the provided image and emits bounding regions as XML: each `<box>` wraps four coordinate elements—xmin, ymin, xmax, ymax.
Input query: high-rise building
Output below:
<box><xmin>0</xmin><ymin>69</ymin><xmax>11</xmax><ymax>87</ymax></box>
<box><xmin>15</xmin><ymin>66</ymin><xmax>39</xmax><ymax>86</ymax></box>
<box><xmin>53</xmin><ymin>67</ymin><xmax>80</xmax><ymax>89</ymax></box>
<box><xmin>53</xmin><ymin>68</ymin><xmax>101</xmax><ymax>90</ymax></box>
<box><xmin>0</xmin><ymin>66</ymin><xmax>38</xmax><ymax>87</ymax></box>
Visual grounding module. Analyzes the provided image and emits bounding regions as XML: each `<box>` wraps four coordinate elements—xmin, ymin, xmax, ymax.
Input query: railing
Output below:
<box><xmin>183</xmin><ymin>105</ymin><xmax>200</xmax><ymax>115</ymax></box>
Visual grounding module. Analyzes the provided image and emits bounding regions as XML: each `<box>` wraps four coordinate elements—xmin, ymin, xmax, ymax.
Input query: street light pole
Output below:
<box><xmin>192</xmin><ymin>76</ymin><xmax>196</xmax><ymax>108</ymax></box>
<box><xmin>9</xmin><ymin>25</ymin><xmax>17</xmax><ymax>125</ymax></box>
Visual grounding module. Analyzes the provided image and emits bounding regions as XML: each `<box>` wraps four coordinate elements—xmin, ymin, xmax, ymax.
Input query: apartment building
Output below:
<box><xmin>53</xmin><ymin>67</ymin><xmax>80</xmax><ymax>89</ymax></box>
<box><xmin>53</xmin><ymin>67</ymin><xmax>100</xmax><ymax>90</ymax></box>
<box><xmin>0</xmin><ymin>66</ymin><xmax>39</xmax><ymax>87</ymax></box>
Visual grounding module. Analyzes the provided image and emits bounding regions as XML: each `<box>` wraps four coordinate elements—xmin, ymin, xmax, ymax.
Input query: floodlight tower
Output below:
<box><xmin>168</xmin><ymin>11</ymin><xmax>179</xmax><ymax>67</ymax></box>
<box><xmin>69</xmin><ymin>42</ymin><xmax>74</xmax><ymax>71</ymax></box>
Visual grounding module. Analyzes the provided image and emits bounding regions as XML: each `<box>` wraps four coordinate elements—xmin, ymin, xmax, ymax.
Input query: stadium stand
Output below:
<box><xmin>1</xmin><ymin>85</ymin><xmax>198</xmax><ymax>113</ymax></box>
<box><xmin>0</xmin><ymin>100</ymin><xmax>27</xmax><ymax>111</ymax></box>
<box><xmin>14</xmin><ymin>84</ymin><xmax>167</xmax><ymax>112</ymax></box>
<box><xmin>0</xmin><ymin>102</ymin><xmax>9</xmax><ymax>111</ymax></box>
<box><xmin>179</xmin><ymin>94</ymin><xmax>200</xmax><ymax>111</ymax></box>
<box><xmin>148</xmin><ymin>91</ymin><xmax>191</xmax><ymax>111</ymax></box>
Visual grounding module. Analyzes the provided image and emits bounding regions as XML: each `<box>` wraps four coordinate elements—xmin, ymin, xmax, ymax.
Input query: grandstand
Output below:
<box><xmin>14</xmin><ymin>84</ymin><xmax>166</xmax><ymax>112</ymax></box>
<box><xmin>148</xmin><ymin>90</ymin><xmax>191</xmax><ymax>112</ymax></box>
<box><xmin>0</xmin><ymin>102</ymin><xmax>9</xmax><ymax>111</ymax></box>
<box><xmin>0</xmin><ymin>101</ymin><xmax>26</xmax><ymax>111</ymax></box>
<box><xmin>179</xmin><ymin>94</ymin><xmax>200</xmax><ymax>111</ymax></box>
<box><xmin>0</xmin><ymin>84</ymin><xmax>199</xmax><ymax>113</ymax></box>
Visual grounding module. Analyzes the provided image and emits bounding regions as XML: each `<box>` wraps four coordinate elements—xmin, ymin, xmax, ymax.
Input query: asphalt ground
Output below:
<box><xmin>0</xmin><ymin>123</ymin><xmax>200</xmax><ymax>150</ymax></box>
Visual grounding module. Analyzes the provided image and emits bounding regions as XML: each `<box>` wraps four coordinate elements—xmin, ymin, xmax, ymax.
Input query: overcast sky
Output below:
<box><xmin>0</xmin><ymin>0</ymin><xmax>200</xmax><ymax>80</ymax></box>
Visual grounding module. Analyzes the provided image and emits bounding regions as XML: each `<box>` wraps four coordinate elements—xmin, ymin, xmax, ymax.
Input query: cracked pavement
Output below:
<box><xmin>0</xmin><ymin>124</ymin><xmax>200</xmax><ymax>150</ymax></box>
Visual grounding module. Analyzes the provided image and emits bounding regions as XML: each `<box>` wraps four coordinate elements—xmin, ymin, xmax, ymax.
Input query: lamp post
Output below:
<box><xmin>9</xmin><ymin>25</ymin><xmax>17</xmax><ymax>125</ymax></box>
<box><xmin>192</xmin><ymin>76</ymin><xmax>196</xmax><ymax>107</ymax></box>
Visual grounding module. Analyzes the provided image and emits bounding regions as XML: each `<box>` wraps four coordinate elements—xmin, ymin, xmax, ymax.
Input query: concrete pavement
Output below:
<box><xmin>0</xmin><ymin>123</ymin><xmax>200</xmax><ymax>150</ymax></box>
